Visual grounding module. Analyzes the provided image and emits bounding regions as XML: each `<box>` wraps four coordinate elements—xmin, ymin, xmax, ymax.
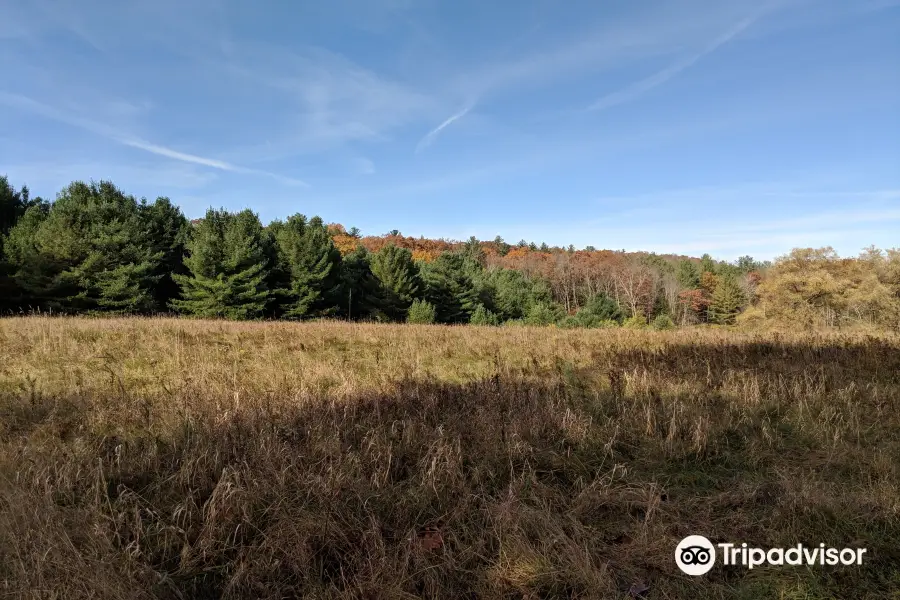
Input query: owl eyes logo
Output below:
<box><xmin>675</xmin><ymin>535</ymin><xmax>716</xmax><ymax>575</ymax></box>
<box><xmin>680</xmin><ymin>546</ymin><xmax>712</xmax><ymax>565</ymax></box>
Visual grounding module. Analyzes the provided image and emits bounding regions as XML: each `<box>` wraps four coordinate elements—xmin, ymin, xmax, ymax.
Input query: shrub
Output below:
<box><xmin>406</xmin><ymin>299</ymin><xmax>436</xmax><ymax>324</ymax></box>
<box><xmin>469</xmin><ymin>304</ymin><xmax>500</xmax><ymax>326</ymax></box>
<box><xmin>576</xmin><ymin>294</ymin><xmax>623</xmax><ymax>324</ymax></box>
<box><xmin>503</xmin><ymin>318</ymin><xmax>526</xmax><ymax>327</ymax></box>
<box><xmin>623</xmin><ymin>311</ymin><xmax>648</xmax><ymax>330</ymax></box>
<box><xmin>524</xmin><ymin>302</ymin><xmax>564</xmax><ymax>326</ymax></box>
<box><xmin>651</xmin><ymin>314</ymin><xmax>676</xmax><ymax>331</ymax></box>
<box><xmin>558</xmin><ymin>315</ymin><xmax>581</xmax><ymax>329</ymax></box>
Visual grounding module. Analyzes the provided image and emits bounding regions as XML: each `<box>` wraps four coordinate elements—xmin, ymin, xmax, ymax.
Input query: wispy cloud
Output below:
<box><xmin>216</xmin><ymin>45</ymin><xmax>442</xmax><ymax>163</ymax></box>
<box><xmin>0</xmin><ymin>91</ymin><xmax>308</xmax><ymax>186</ymax></box>
<box><xmin>415</xmin><ymin>101</ymin><xmax>474</xmax><ymax>153</ymax></box>
<box><xmin>450</xmin><ymin>2</ymin><xmax>758</xmax><ymax>100</ymax></box>
<box><xmin>587</xmin><ymin>13</ymin><xmax>762</xmax><ymax>111</ymax></box>
<box><xmin>2</xmin><ymin>160</ymin><xmax>219</xmax><ymax>192</ymax></box>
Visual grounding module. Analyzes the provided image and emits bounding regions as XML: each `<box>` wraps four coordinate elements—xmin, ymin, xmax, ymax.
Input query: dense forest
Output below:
<box><xmin>1</xmin><ymin>176</ymin><xmax>898</xmax><ymax>330</ymax></box>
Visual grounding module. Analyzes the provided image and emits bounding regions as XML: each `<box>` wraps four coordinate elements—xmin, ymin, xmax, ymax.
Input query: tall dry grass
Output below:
<box><xmin>1</xmin><ymin>317</ymin><xmax>899</xmax><ymax>599</ymax></box>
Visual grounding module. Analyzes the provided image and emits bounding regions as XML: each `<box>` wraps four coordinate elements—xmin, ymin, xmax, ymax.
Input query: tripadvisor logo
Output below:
<box><xmin>675</xmin><ymin>535</ymin><xmax>867</xmax><ymax>575</ymax></box>
<box><xmin>676</xmin><ymin>535</ymin><xmax>716</xmax><ymax>575</ymax></box>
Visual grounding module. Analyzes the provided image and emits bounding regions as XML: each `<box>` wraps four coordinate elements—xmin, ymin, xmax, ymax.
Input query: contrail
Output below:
<box><xmin>415</xmin><ymin>101</ymin><xmax>475</xmax><ymax>153</ymax></box>
<box><xmin>588</xmin><ymin>14</ymin><xmax>760</xmax><ymax>112</ymax></box>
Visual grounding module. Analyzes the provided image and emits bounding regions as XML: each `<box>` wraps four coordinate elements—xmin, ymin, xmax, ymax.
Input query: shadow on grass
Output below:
<box><xmin>1</xmin><ymin>340</ymin><xmax>899</xmax><ymax>599</ymax></box>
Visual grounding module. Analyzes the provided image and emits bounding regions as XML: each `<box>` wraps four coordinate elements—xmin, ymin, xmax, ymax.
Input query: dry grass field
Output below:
<box><xmin>1</xmin><ymin>317</ymin><xmax>899</xmax><ymax>599</ymax></box>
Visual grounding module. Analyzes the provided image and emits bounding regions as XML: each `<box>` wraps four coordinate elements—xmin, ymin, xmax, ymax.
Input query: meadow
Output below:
<box><xmin>1</xmin><ymin>317</ymin><xmax>899</xmax><ymax>599</ymax></box>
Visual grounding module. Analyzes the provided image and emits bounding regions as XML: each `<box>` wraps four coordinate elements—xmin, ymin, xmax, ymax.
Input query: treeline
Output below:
<box><xmin>1</xmin><ymin>176</ymin><xmax>897</xmax><ymax>329</ymax></box>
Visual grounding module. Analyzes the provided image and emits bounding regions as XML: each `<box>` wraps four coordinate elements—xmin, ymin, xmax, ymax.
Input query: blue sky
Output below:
<box><xmin>1</xmin><ymin>0</ymin><xmax>898</xmax><ymax>260</ymax></box>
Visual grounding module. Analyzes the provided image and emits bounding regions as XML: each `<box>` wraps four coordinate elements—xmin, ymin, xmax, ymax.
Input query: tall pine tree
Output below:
<box><xmin>172</xmin><ymin>208</ymin><xmax>272</xmax><ymax>319</ymax></box>
<box><xmin>139</xmin><ymin>197</ymin><xmax>189</xmax><ymax>311</ymax></box>
<box><xmin>419</xmin><ymin>251</ymin><xmax>480</xmax><ymax>323</ymax></box>
<box><xmin>5</xmin><ymin>181</ymin><xmax>161</xmax><ymax>313</ymax></box>
<box><xmin>337</xmin><ymin>245</ymin><xmax>382</xmax><ymax>320</ymax></box>
<box><xmin>0</xmin><ymin>176</ymin><xmax>36</xmax><ymax>312</ymax></box>
<box><xmin>709</xmin><ymin>275</ymin><xmax>746</xmax><ymax>325</ymax></box>
<box><xmin>271</xmin><ymin>214</ymin><xmax>342</xmax><ymax>319</ymax></box>
<box><xmin>370</xmin><ymin>244</ymin><xmax>419</xmax><ymax>321</ymax></box>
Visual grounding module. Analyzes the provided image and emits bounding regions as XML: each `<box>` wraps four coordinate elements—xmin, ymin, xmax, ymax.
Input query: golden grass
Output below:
<box><xmin>1</xmin><ymin>317</ymin><xmax>899</xmax><ymax>599</ymax></box>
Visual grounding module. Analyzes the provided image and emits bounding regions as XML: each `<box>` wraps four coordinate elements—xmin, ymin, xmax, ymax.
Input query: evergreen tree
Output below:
<box><xmin>370</xmin><ymin>244</ymin><xmax>419</xmax><ymax>321</ymax></box>
<box><xmin>524</xmin><ymin>302</ymin><xmax>564</xmax><ymax>326</ymax></box>
<box><xmin>676</xmin><ymin>259</ymin><xmax>701</xmax><ymax>289</ymax></box>
<box><xmin>0</xmin><ymin>176</ymin><xmax>33</xmax><ymax>237</ymax></box>
<box><xmin>0</xmin><ymin>176</ymin><xmax>37</xmax><ymax>312</ymax></box>
<box><xmin>337</xmin><ymin>245</ymin><xmax>382</xmax><ymax>320</ymax></box>
<box><xmin>172</xmin><ymin>208</ymin><xmax>272</xmax><ymax>319</ymax></box>
<box><xmin>2</xmin><ymin>202</ymin><xmax>51</xmax><ymax>310</ymax></box>
<box><xmin>139</xmin><ymin>197</ymin><xmax>189</xmax><ymax>311</ymax></box>
<box><xmin>700</xmin><ymin>253</ymin><xmax>717</xmax><ymax>274</ymax></box>
<box><xmin>462</xmin><ymin>236</ymin><xmax>486</xmax><ymax>269</ymax></box>
<box><xmin>419</xmin><ymin>251</ymin><xmax>480</xmax><ymax>323</ymax></box>
<box><xmin>271</xmin><ymin>214</ymin><xmax>341</xmax><ymax>319</ymax></box>
<box><xmin>482</xmin><ymin>268</ymin><xmax>553</xmax><ymax>321</ymax></box>
<box><xmin>407</xmin><ymin>299</ymin><xmax>436</xmax><ymax>324</ymax></box>
<box><xmin>736</xmin><ymin>255</ymin><xmax>760</xmax><ymax>273</ymax></box>
<box><xmin>470</xmin><ymin>304</ymin><xmax>500</xmax><ymax>326</ymax></box>
<box><xmin>651</xmin><ymin>314</ymin><xmax>676</xmax><ymax>330</ymax></box>
<box><xmin>575</xmin><ymin>293</ymin><xmax>623</xmax><ymax>326</ymax></box>
<box><xmin>709</xmin><ymin>275</ymin><xmax>746</xmax><ymax>325</ymax></box>
<box><xmin>6</xmin><ymin>181</ymin><xmax>161</xmax><ymax>313</ymax></box>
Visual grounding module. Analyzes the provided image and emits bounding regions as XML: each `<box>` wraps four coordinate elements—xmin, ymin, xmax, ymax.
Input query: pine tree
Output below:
<box><xmin>140</xmin><ymin>197</ymin><xmax>189</xmax><ymax>311</ymax></box>
<box><xmin>271</xmin><ymin>214</ymin><xmax>341</xmax><ymax>319</ymax></box>
<box><xmin>700</xmin><ymin>253</ymin><xmax>717</xmax><ymax>274</ymax></box>
<box><xmin>575</xmin><ymin>293</ymin><xmax>623</xmax><ymax>326</ymax></box>
<box><xmin>462</xmin><ymin>236</ymin><xmax>486</xmax><ymax>269</ymax></box>
<box><xmin>524</xmin><ymin>302</ymin><xmax>564</xmax><ymax>326</ymax></box>
<box><xmin>337</xmin><ymin>245</ymin><xmax>382</xmax><ymax>320</ymax></box>
<box><xmin>0</xmin><ymin>176</ymin><xmax>33</xmax><ymax>237</ymax></box>
<box><xmin>370</xmin><ymin>244</ymin><xmax>419</xmax><ymax>321</ymax></box>
<box><xmin>419</xmin><ymin>252</ymin><xmax>480</xmax><ymax>323</ymax></box>
<box><xmin>407</xmin><ymin>299</ymin><xmax>436</xmax><ymax>324</ymax></box>
<box><xmin>470</xmin><ymin>304</ymin><xmax>500</xmax><ymax>326</ymax></box>
<box><xmin>3</xmin><ymin>202</ymin><xmax>52</xmax><ymax>310</ymax></box>
<box><xmin>5</xmin><ymin>181</ymin><xmax>161</xmax><ymax>313</ymax></box>
<box><xmin>709</xmin><ymin>275</ymin><xmax>746</xmax><ymax>324</ymax></box>
<box><xmin>493</xmin><ymin>236</ymin><xmax>510</xmax><ymax>256</ymax></box>
<box><xmin>172</xmin><ymin>208</ymin><xmax>272</xmax><ymax>319</ymax></box>
<box><xmin>0</xmin><ymin>177</ymin><xmax>36</xmax><ymax>312</ymax></box>
<box><xmin>482</xmin><ymin>268</ymin><xmax>553</xmax><ymax>321</ymax></box>
<box><xmin>676</xmin><ymin>260</ymin><xmax>701</xmax><ymax>289</ymax></box>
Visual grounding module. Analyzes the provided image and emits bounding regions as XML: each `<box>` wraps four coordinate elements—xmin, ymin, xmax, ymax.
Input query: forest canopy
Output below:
<box><xmin>1</xmin><ymin>176</ymin><xmax>898</xmax><ymax>330</ymax></box>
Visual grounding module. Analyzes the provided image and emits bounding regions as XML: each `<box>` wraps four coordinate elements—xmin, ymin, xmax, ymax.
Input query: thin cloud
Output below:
<box><xmin>415</xmin><ymin>101</ymin><xmax>474</xmax><ymax>153</ymax></box>
<box><xmin>588</xmin><ymin>13</ymin><xmax>761</xmax><ymax>111</ymax></box>
<box><xmin>0</xmin><ymin>91</ymin><xmax>308</xmax><ymax>186</ymax></box>
<box><xmin>120</xmin><ymin>139</ymin><xmax>239</xmax><ymax>171</ymax></box>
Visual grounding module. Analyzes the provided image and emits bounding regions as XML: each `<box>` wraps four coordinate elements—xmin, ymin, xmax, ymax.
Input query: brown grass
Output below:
<box><xmin>1</xmin><ymin>317</ymin><xmax>899</xmax><ymax>599</ymax></box>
